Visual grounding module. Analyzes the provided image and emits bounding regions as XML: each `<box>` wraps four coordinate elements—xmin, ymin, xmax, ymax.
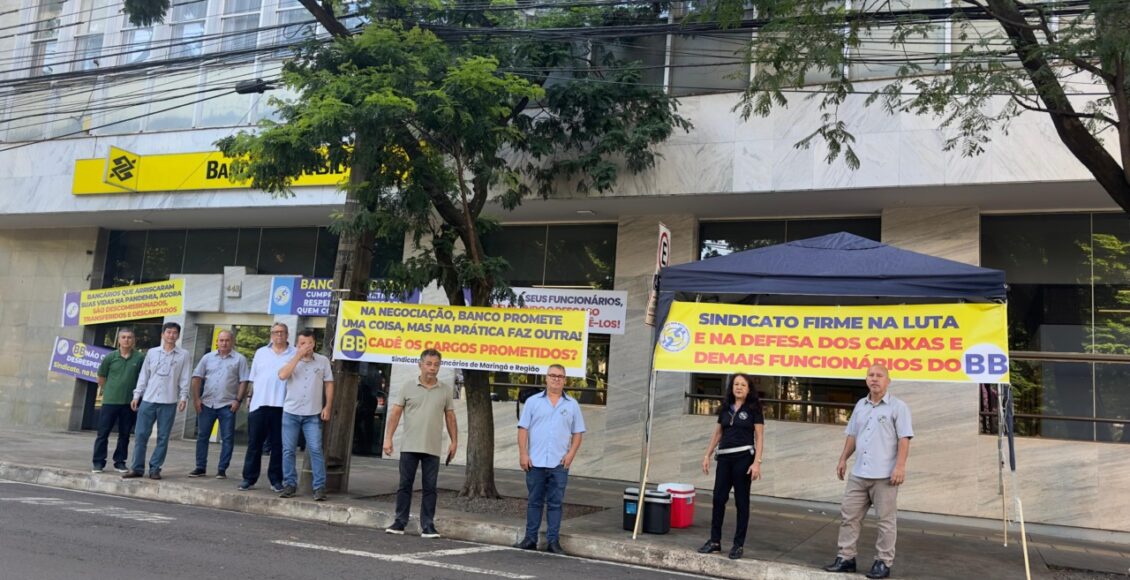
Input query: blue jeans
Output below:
<box><xmin>242</xmin><ymin>406</ymin><xmax>283</xmax><ymax>487</ymax></box>
<box><xmin>282</xmin><ymin>412</ymin><xmax>325</xmax><ymax>490</ymax></box>
<box><xmin>92</xmin><ymin>403</ymin><xmax>135</xmax><ymax>469</ymax></box>
<box><xmin>525</xmin><ymin>465</ymin><xmax>570</xmax><ymax>542</ymax></box>
<box><xmin>130</xmin><ymin>401</ymin><xmax>177</xmax><ymax>475</ymax></box>
<box><xmin>195</xmin><ymin>405</ymin><xmax>235</xmax><ymax>471</ymax></box>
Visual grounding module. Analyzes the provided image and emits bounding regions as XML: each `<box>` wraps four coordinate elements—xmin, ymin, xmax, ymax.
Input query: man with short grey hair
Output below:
<box><xmin>824</xmin><ymin>364</ymin><xmax>914</xmax><ymax>579</ymax></box>
<box><xmin>188</xmin><ymin>329</ymin><xmax>249</xmax><ymax>479</ymax></box>
<box><xmin>383</xmin><ymin>349</ymin><xmax>457</xmax><ymax>539</ymax></box>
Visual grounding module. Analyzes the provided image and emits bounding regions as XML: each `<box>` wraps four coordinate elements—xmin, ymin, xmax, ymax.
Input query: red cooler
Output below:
<box><xmin>658</xmin><ymin>483</ymin><xmax>696</xmax><ymax>528</ymax></box>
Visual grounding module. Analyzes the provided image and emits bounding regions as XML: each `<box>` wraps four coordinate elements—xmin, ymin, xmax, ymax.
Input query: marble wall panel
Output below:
<box><xmin>881</xmin><ymin>207</ymin><xmax>980</xmax><ymax>265</ymax></box>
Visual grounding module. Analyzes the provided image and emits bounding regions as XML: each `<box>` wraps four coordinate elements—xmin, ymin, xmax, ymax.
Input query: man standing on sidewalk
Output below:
<box><xmin>123</xmin><ymin>322</ymin><xmax>191</xmax><ymax>480</ymax></box>
<box><xmin>383</xmin><ymin>349</ymin><xmax>457</xmax><ymax>539</ymax></box>
<box><xmin>188</xmin><ymin>330</ymin><xmax>249</xmax><ymax>480</ymax></box>
<box><xmin>514</xmin><ymin>364</ymin><xmax>585</xmax><ymax>555</ymax></box>
<box><xmin>238</xmin><ymin>322</ymin><xmax>293</xmax><ymax>492</ymax></box>
<box><xmin>277</xmin><ymin>329</ymin><xmax>334</xmax><ymax>501</ymax></box>
<box><xmin>823</xmin><ymin>364</ymin><xmax>914</xmax><ymax>579</ymax></box>
<box><xmin>92</xmin><ymin>328</ymin><xmax>144</xmax><ymax>473</ymax></box>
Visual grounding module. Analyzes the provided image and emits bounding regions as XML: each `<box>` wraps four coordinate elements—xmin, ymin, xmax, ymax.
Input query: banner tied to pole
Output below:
<box><xmin>332</xmin><ymin>301</ymin><xmax>589</xmax><ymax>377</ymax></box>
<box><xmin>62</xmin><ymin>279</ymin><xmax>185</xmax><ymax>327</ymax></box>
<box><xmin>654</xmin><ymin>302</ymin><xmax>1009</xmax><ymax>383</ymax></box>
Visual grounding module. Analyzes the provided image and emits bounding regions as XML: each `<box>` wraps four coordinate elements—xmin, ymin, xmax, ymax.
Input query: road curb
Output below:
<box><xmin>1</xmin><ymin>462</ymin><xmax>840</xmax><ymax>579</ymax></box>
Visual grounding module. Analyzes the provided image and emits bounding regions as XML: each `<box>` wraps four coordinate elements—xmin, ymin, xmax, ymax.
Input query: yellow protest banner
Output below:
<box><xmin>654</xmin><ymin>302</ymin><xmax>1009</xmax><ymax>383</ymax></box>
<box><xmin>65</xmin><ymin>279</ymin><xmax>186</xmax><ymax>326</ymax></box>
<box><xmin>72</xmin><ymin>148</ymin><xmax>347</xmax><ymax>195</ymax></box>
<box><xmin>333</xmin><ymin>301</ymin><xmax>589</xmax><ymax>377</ymax></box>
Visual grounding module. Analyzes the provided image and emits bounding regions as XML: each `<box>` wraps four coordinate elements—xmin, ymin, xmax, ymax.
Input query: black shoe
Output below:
<box><xmin>148</xmin><ymin>472</ymin><xmax>162</xmax><ymax>480</ymax></box>
<box><xmin>866</xmin><ymin>560</ymin><xmax>891</xmax><ymax>579</ymax></box>
<box><xmin>728</xmin><ymin>546</ymin><xmax>744</xmax><ymax>560</ymax></box>
<box><xmin>823</xmin><ymin>556</ymin><xmax>856</xmax><ymax>573</ymax></box>
<box><xmin>385</xmin><ymin>521</ymin><xmax>406</xmax><ymax>535</ymax></box>
<box><xmin>313</xmin><ymin>488</ymin><xmax>327</xmax><ymax>501</ymax></box>
<box><xmin>188</xmin><ymin>468</ymin><xmax>206</xmax><ymax>477</ymax></box>
<box><xmin>237</xmin><ymin>481</ymin><xmax>253</xmax><ymax>491</ymax></box>
<box><xmin>279</xmin><ymin>485</ymin><xmax>296</xmax><ymax>498</ymax></box>
<box><xmin>545</xmin><ymin>541</ymin><xmax>565</xmax><ymax>555</ymax></box>
<box><xmin>121</xmin><ymin>471</ymin><xmax>143</xmax><ymax>479</ymax></box>
<box><xmin>697</xmin><ymin>540</ymin><xmax>721</xmax><ymax>554</ymax></box>
<box><xmin>513</xmin><ymin>537</ymin><xmax>538</xmax><ymax>550</ymax></box>
<box><xmin>420</xmin><ymin>525</ymin><xmax>441</xmax><ymax>539</ymax></box>
<box><xmin>215</xmin><ymin>470</ymin><xmax>227</xmax><ymax>480</ymax></box>
<box><xmin>114</xmin><ymin>464</ymin><xmax>129</xmax><ymax>473</ymax></box>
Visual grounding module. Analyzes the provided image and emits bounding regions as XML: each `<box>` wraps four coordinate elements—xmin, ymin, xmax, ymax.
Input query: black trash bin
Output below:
<box><xmin>622</xmin><ymin>487</ymin><xmax>672</xmax><ymax>534</ymax></box>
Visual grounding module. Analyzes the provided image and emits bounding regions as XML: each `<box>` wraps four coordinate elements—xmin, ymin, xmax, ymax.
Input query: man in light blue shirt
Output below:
<box><xmin>824</xmin><ymin>364</ymin><xmax>914</xmax><ymax>579</ymax></box>
<box><xmin>123</xmin><ymin>321</ymin><xmax>191</xmax><ymax>480</ymax></box>
<box><xmin>514</xmin><ymin>364</ymin><xmax>585</xmax><ymax>555</ymax></box>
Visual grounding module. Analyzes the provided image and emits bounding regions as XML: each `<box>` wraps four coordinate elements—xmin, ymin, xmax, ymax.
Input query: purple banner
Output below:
<box><xmin>48</xmin><ymin>337</ymin><xmax>111</xmax><ymax>382</ymax></box>
<box><xmin>61</xmin><ymin>291</ymin><xmax>81</xmax><ymax>327</ymax></box>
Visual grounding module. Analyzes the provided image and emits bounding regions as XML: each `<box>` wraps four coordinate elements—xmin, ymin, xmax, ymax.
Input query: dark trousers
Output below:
<box><xmin>395</xmin><ymin>452</ymin><xmax>439</xmax><ymax>529</ymax></box>
<box><xmin>525</xmin><ymin>465</ymin><xmax>570</xmax><ymax>542</ymax></box>
<box><xmin>241</xmin><ymin>406</ymin><xmax>283</xmax><ymax>487</ymax></box>
<box><xmin>92</xmin><ymin>404</ymin><xmax>136</xmax><ymax>469</ymax></box>
<box><xmin>710</xmin><ymin>452</ymin><xmax>754</xmax><ymax>547</ymax></box>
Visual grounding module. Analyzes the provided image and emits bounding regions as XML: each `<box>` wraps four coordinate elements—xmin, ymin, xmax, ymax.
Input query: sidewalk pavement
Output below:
<box><xmin>1</xmin><ymin>428</ymin><xmax>1126</xmax><ymax>580</ymax></box>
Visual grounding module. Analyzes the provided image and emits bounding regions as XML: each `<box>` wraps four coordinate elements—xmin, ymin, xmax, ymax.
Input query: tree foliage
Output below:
<box><xmin>702</xmin><ymin>0</ymin><xmax>1130</xmax><ymax>212</ymax></box>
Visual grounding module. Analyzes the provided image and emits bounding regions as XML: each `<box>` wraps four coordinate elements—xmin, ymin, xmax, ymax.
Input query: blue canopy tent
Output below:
<box><xmin>634</xmin><ymin>233</ymin><xmax>1023</xmax><ymax>556</ymax></box>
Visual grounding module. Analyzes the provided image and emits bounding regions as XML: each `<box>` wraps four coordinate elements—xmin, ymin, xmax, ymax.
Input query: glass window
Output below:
<box><xmin>371</xmin><ymin>232</ymin><xmax>405</xmax><ymax>279</ymax></box>
<box><xmin>235</xmin><ymin>228</ymin><xmax>261</xmax><ymax>270</ymax></box>
<box><xmin>698</xmin><ymin>218</ymin><xmax>880</xmax><ymax>260</ymax></box>
<box><xmin>170</xmin><ymin>0</ymin><xmax>209</xmax><ymax>59</ymax></box>
<box><xmin>141</xmin><ymin>230</ymin><xmax>187</xmax><ymax>282</ymax></box>
<box><xmin>33</xmin><ymin>0</ymin><xmax>65</xmax><ymax>40</ymax></box>
<box><xmin>544</xmin><ymin>224</ymin><xmax>617</xmax><ymax>290</ymax></box>
<box><xmin>30</xmin><ymin>40</ymin><xmax>61</xmax><ymax>76</ymax></box>
<box><xmin>74</xmin><ymin>35</ymin><xmax>104</xmax><ymax>71</ymax></box>
<box><xmin>120</xmin><ymin>28</ymin><xmax>154</xmax><ymax>65</ymax></box>
<box><xmin>199</xmin><ymin>66</ymin><xmax>254</xmax><ymax>127</ymax></box>
<box><xmin>144</xmin><ymin>72</ymin><xmax>199</xmax><ymax>131</ymax></box>
<box><xmin>669</xmin><ymin>32</ymin><xmax>752</xmax><ymax>97</ymax></box>
<box><xmin>183</xmin><ymin>229</ymin><xmax>239</xmax><ymax>273</ymax></box>
<box><xmin>482</xmin><ymin>226</ymin><xmax>548</xmax><ymax>288</ymax></box>
<box><xmin>314</xmin><ymin>227</ymin><xmax>338</xmax><ymax>278</ymax></box>
<box><xmin>257</xmin><ymin>227</ymin><xmax>318</xmax><ymax>275</ymax></box>
<box><xmin>849</xmin><ymin>0</ymin><xmax>946</xmax><ymax>80</ymax></box>
<box><xmin>981</xmin><ymin>213</ymin><xmax>1130</xmax><ymax>444</ymax></box>
<box><xmin>221</xmin><ymin>0</ymin><xmax>262</xmax><ymax>56</ymax></box>
<box><xmin>104</xmin><ymin>230</ymin><xmax>146</xmax><ymax>286</ymax></box>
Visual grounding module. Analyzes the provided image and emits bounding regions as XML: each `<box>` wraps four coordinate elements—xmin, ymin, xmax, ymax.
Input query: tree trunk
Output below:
<box><xmin>459</xmin><ymin>368</ymin><xmax>501</xmax><ymax>498</ymax></box>
<box><xmin>307</xmin><ymin>142</ymin><xmax>374</xmax><ymax>493</ymax></box>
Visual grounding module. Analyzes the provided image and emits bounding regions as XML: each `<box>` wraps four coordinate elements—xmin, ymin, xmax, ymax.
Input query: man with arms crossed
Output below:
<box><xmin>513</xmin><ymin>364</ymin><xmax>585</xmax><ymax>555</ymax></box>
<box><xmin>123</xmin><ymin>322</ymin><xmax>191</xmax><ymax>480</ymax></box>
<box><xmin>188</xmin><ymin>329</ymin><xmax>249</xmax><ymax>479</ymax></box>
<box><xmin>824</xmin><ymin>364</ymin><xmax>914</xmax><ymax>579</ymax></box>
<box><xmin>277</xmin><ymin>329</ymin><xmax>334</xmax><ymax>501</ymax></box>
<box><xmin>384</xmin><ymin>349</ymin><xmax>457</xmax><ymax>539</ymax></box>
<box><xmin>92</xmin><ymin>328</ymin><xmax>144</xmax><ymax>473</ymax></box>
<box><xmin>238</xmin><ymin>322</ymin><xmax>293</xmax><ymax>492</ymax></box>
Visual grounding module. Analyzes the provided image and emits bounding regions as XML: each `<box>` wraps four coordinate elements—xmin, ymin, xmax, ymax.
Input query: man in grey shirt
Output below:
<box><xmin>123</xmin><ymin>321</ymin><xmax>192</xmax><ymax>480</ymax></box>
<box><xmin>383</xmin><ymin>349</ymin><xmax>457</xmax><ymax>539</ymax></box>
<box><xmin>277</xmin><ymin>329</ymin><xmax>334</xmax><ymax>501</ymax></box>
<box><xmin>188</xmin><ymin>329</ymin><xmax>249</xmax><ymax>480</ymax></box>
<box><xmin>824</xmin><ymin>364</ymin><xmax>914</xmax><ymax>579</ymax></box>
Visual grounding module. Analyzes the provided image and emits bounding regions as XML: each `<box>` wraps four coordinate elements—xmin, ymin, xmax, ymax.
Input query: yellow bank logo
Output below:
<box><xmin>103</xmin><ymin>146</ymin><xmax>141</xmax><ymax>192</ymax></box>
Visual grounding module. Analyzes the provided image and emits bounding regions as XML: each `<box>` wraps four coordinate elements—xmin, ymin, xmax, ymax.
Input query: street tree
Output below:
<box><xmin>122</xmin><ymin>0</ymin><xmax>689</xmax><ymax>497</ymax></box>
<box><xmin>700</xmin><ymin>0</ymin><xmax>1130</xmax><ymax>212</ymax></box>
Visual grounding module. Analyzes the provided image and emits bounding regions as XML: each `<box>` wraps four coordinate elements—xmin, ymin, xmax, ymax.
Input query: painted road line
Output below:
<box><xmin>273</xmin><ymin>540</ymin><xmax>536</xmax><ymax>579</ymax></box>
<box><xmin>0</xmin><ymin>496</ymin><xmax>175</xmax><ymax>523</ymax></box>
<box><xmin>403</xmin><ymin>546</ymin><xmax>510</xmax><ymax>559</ymax></box>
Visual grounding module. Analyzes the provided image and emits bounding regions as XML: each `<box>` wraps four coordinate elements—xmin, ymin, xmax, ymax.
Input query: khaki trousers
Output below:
<box><xmin>836</xmin><ymin>475</ymin><xmax>899</xmax><ymax>565</ymax></box>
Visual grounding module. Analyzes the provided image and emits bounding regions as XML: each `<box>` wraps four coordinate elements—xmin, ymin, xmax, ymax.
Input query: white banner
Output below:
<box><xmin>499</xmin><ymin>287</ymin><xmax>629</xmax><ymax>335</ymax></box>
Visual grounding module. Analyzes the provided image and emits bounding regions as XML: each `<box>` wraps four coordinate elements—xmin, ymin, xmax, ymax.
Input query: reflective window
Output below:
<box><xmin>183</xmin><ymin>229</ymin><xmax>239</xmax><ymax>273</ymax></box>
<box><xmin>699</xmin><ymin>217</ymin><xmax>880</xmax><ymax>260</ymax></box>
<box><xmin>981</xmin><ymin>213</ymin><xmax>1130</xmax><ymax>444</ymax></box>
<box><xmin>483</xmin><ymin>224</ymin><xmax>617</xmax><ymax>290</ymax></box>
<box><xmin>257</xmin><ymin>227</ymin><xmax>318</xmax><ymax>275</ymax></box>
<box><xmin>141</xmin><ymin>230</ymin><xmax>187</xmax><ymax>282</ymax></box>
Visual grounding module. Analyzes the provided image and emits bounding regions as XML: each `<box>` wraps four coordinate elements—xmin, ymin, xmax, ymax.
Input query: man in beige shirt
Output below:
<box><xmin>383</xmin><ymin>349</ymin><xmax>457</xmax><ymax>539</ymax></box>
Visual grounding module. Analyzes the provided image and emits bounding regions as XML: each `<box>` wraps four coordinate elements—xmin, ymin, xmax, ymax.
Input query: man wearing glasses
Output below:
<box><xmin>384</xmin><ymin>349</ymin><xmax>457</xmax><ymax>539</ymax></box>
<box><xmin>123</xmin><ymin>321</ymin><xmax>191</xmax><ymax>480</ymax></box>
<box><xmin>513</xmin><ymin>364</ymin><xmax>586</xmax><ymax>555</ymax></box>
<box><xmin>238</xmin><ymin>322</ymin><xmax>294</xmax><ymax>492</ymax></box>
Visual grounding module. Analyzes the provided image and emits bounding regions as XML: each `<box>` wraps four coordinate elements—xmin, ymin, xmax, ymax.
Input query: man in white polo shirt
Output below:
<box><xmin>238</xmin><ymin>322</ymin><xmax>293</xmax><ymax>492</ymax></box>
<box><xmin>277</xmin><ymin>328</ymin><xmax>334</xmax><ymax>501</ymax></box>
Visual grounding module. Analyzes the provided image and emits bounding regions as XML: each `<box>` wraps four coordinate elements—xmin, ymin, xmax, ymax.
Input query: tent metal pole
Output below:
<box><xmin>633</xmin><ymin>368</ymin><xmax>659</xmax><ymax>539</ymax></box>
<box><xmin>996</xmin><ymin>384</ymin><xmax>1007</xmax><ymax>546</ymax></box>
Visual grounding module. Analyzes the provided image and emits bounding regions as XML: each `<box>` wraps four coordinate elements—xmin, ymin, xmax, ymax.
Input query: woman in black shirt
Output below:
<box><xmin>697</xmin><ymin>373</ymin><xmax>765</xmax><ymax>559</ymax></box>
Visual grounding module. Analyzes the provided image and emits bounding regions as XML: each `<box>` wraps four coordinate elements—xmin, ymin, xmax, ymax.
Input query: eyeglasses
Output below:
<box><xmin>547</xmin><ymin>374</ymin><xmax>566</xmax><ymax>380</ymax></box>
